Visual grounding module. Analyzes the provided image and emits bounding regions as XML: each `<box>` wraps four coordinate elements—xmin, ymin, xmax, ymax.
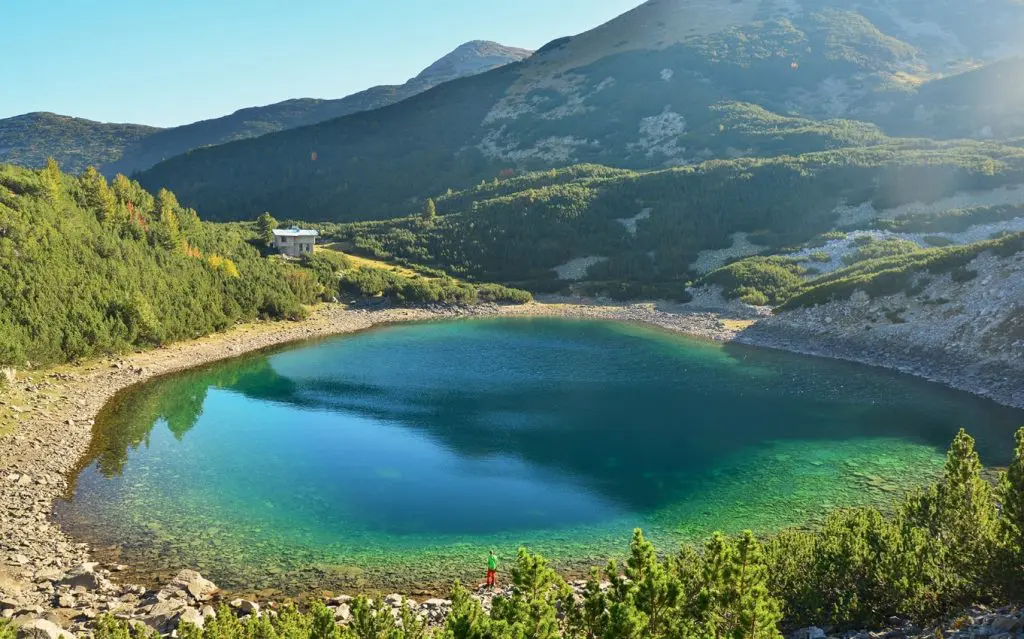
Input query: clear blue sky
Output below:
<box><xmin>2</xmin><ymin>0</ymin><xmax>642</xmax><ymax>127</ymax></box>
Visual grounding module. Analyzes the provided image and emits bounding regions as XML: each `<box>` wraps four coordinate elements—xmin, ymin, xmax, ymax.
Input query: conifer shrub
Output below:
<box><xmin>701</xmin><ymin>257</ymin><xmax>807</xmax><ymax>305</ymax></box>
<box><xmin>842</xmin><ymin>237</ymin><xmax>920</xmax><ymax>265</ymax></box>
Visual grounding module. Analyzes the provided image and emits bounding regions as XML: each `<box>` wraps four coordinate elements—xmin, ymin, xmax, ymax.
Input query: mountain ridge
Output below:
<box><xmin>0</xmin><ymin>40</ymin><xmax>532</xmax><ymax>175</ymax></box>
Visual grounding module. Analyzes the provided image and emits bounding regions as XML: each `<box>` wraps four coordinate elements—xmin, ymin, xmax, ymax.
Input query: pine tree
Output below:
<box><xmin>153</xmin><ymin>188</ymin><xmax>184</xmax><ymax>251</ymax></box>
<box><xmin>256</xmin><ymin>212</ymin><xmax>278</xmax><ymax>247</ymax></box>
<box><xmin>40</xmin><ymin>157</ymin><xmax>62</xmax><ymax>205</ymax></box>
<box><xmin>997</xmin><ymin>427</ymin><xmax>1024</xmax><ymax>599</ymax></box>
<box><xmin>733</xmin><ymin>531</ymin><xmax>783</xmax><ymax>639</ymax></box>
<box><xmin>423</xmin><ymin>197</ymin><xmax>437</xmax><ymax>222</ymax></box>
<box><xmin>624</xmin><ymin>529</ymin><xmax>679</xmax><ymax>638</ymax></box>
<box><xmin>699</xmin><ymin>532</ymin><xmax>736</xmax><ymax>639</ymax></box>
<box><xmin>491</xmin><ymin>548</ymin><xmax>569</xmax><ymax>639</ymax></box>
<box><xmin>81</xmin><ymin>166</ymin><xmax>117</xmax><ymax>224</ymax></box>
<box><xmin>901</xmin><ymin>428</ymin><xmax>999</xmax><ymax>610</ymax></box>
<box><xmin>441</xmin><ymin>582</ymin><xmax>492</xmax><ymax>639</ymax></box>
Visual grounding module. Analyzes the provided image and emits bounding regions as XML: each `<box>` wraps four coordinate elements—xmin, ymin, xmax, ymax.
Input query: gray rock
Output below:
<box><xmin>792</xmin><ymin>627</ymin><xmax>827</xmax><ymax>639</ymax></box>
<box><xmin>59</xmin><ymin>574</ymin><xmax>101</xmax><ymax>592</ymax></box>
<box><xmin>333</xmin><ymin>604</ymin><xmax>351</xmax><ymax>622</ymax></box>
<box><xmin>201</xmin><ymin>605</ymin><xmax>216</xmax><ymax>620</ymax></box>
<box><xmin>142</xmin><ymin>600</ymin><xmax>189</xmax><ymax>633</ymax></box>
<box><xmin>229</xmin><ymin>599</ymin><xmax>259</xmax><ymax>615</ymax></box>
<box><xmin>33</xmin><ymin>569</ymin><xmax>63</xmax><ymax>583</ymax></box>
<box><xmin>169</xmin><ymin>570</ymin><xmax>219</xmax><ymax>603</ymax></box>
<box><xmin>422</xmin><ymin>598</ymin><xmax>451</xmax><ymax>609</ymax></box>
<box><xmin>178</xmin><ymin>607</ymin><xmax>205</xmax><ymax>629</ymax></box>
<box><xmin>16</xmin><ymin>619</ymin><xmax>75</xmax><ymax>639</ymax></box>
<box><xmin>384</xmin><ymin>594</ymin><xmax>404</xmax><ymax>607</ymax></box>
<box><xmin>990</xmin><ymin>616</ymin><xmax>1023</xmax><ymax>633</ymax></box>
<box><xmin>327</xmin><ymin>595</ymin><xmax>352</xmax><ymax>606</ymax></box>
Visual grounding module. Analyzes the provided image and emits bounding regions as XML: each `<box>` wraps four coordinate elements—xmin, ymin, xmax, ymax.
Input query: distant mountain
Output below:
<box><xmin>0</xmin><ymin>113</ymin><xmax>160</xmax><ymax>175</ymax></box>
<box><xmin>0</xmin><ymin>40</ymin><xmax>532</xmax><ymax>176</ymax></box>
<box><xmin>136</xmin><ymin>0</ymin><xmax>1024</xmax><ymax>223</ymax></box>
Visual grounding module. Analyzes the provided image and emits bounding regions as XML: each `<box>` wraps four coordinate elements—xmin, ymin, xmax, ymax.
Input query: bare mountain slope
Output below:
<box><xmin>137</xmin><ymin>0</ymin><xmax>1024</xmax><ymax>222</ymax></box>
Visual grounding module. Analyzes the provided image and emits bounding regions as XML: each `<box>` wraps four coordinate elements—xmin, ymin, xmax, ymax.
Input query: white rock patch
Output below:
<box><xmin>629</xmin><ymin>108</ymin><xmax>687</xmax><ymax>163</ymax></box>
<box><xmin>553</xmin><ymin>256</ymin><xmax>608</xmax><ymax>281</ymax></box>
<box><xmin>691</xmin><ymin>232</ymin><xmax>765</xmax><ymax>274</ymax></box>
<box><xmin>479</xmin><ymin>127</ymin><xmax>593</xmax><ymax>163</ymax></box>
<box><xmin>616</xmin><ymin>208</ymin><xmax>652</xmax><ymax>237</ymax></box>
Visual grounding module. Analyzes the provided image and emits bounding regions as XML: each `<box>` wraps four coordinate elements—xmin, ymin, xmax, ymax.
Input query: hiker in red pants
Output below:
<box><xmin>486</xmin><ymin>550</ymin><xmax>498</xmax><ymax>588</ymax></box>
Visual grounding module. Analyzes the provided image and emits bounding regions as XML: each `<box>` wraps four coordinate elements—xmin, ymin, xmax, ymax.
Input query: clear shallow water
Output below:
<box><xmin>54</xmin><ymin>318</ymin><xmax>1024</xmax><ymax>595</ymax></box>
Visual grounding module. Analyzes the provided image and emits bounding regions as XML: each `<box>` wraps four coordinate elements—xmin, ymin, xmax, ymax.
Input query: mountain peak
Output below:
<box><xmin>411</xmin><ymin>40</ymin><xmax>532</xmax><ymax>86</ymax></box>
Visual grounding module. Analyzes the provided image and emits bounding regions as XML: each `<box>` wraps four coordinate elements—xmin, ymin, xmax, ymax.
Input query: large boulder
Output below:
<box><xmin>58</xmin><ymin>565</ymin><xmax>104</xmax><ymax>591</ymax></box>
<box><xmin>141</xmin><ymin>600</ymin><xmax>189</xmax><ymax>633</ymax></box>
<box><xmin>333</xmin><ymin>604</ymin><xmax>351</xmax><ymax>622</ymax></box>
<box><xmin>16</xmin><ymin>619</ymin><xmax>75</xmax><ymax>639</ymax></box>
<box><xmin>229</xmin><ymin>599</ymin><xmax>259</xmax><ymax>615</ymax></box>
<box><xmin>0</xmin><ymin>567</ymin><xmax>28</xmax><ymax>595</ymax></box>
<box><xmin>791</xmin><ymin>628</ymin><xmax>826</xmax><ymax>639</ymax></box>
<box><xmin>178</xmin><ymin>607</ymin><xmax>205</xmax><ymax>629</ymax></box>
<box><xmin>169</xmin><ymin>570</ymin><xmax>219</xmax><ymax>603</ymax></box>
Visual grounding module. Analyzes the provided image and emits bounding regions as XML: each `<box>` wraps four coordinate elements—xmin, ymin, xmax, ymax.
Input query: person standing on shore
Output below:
<box><xmin>486</xmin><ymin>550</ymin><xmax>498</xmax><ymax>588</ymax></box>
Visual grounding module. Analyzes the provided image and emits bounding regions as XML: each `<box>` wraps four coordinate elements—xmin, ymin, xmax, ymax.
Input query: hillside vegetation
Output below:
<box><xmin>77</xmin><ymin>427</ymin><xmax>1024</xmax><ymax>639</ymax></box>
<box><xmin>0</xmin><ymin>163</ymin><xmax>528</xmax><ymax>369</ymax></box>
<box><xmin>320</xmin><ymin>143</ymin><xmax>1024</xmax><ymax>294</ymax></box>
<box><xmin>0</xmin><ymin>162</ymin><xmax>325</xmax><ymax>367</ymax></box>
<box><xmin>0</xmin><ymin>113</ymin><xmax>160</xmax><ymax>175</ymax></box>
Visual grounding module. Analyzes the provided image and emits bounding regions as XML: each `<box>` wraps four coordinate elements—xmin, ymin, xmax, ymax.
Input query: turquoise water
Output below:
<box><xmin>54</xmin><ymin>318</ymin><xmax>1024</xmax><ymax>595</ymax></box>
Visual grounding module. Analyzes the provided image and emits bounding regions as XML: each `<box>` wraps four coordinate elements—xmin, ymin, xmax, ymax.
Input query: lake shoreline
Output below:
<box><xmin>1</xmin><ymin>299</ymin><xmax>1021</xmax><ymax>634</ymax></box>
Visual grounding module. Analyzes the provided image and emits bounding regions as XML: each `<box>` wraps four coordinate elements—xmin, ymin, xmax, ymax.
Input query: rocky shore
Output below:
<box><xmin>1</xmin><ymin>298</ymin><xmax>1021</xmax><ymax>638</ymax></box>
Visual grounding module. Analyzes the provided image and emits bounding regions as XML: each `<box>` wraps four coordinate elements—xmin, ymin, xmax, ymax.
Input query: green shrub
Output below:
<box><xmin>337</xmin><ymin>266</ymin><xmax>530</xmax><ymax>306</ymax></box>
<box><xmin>950</xmin><ymin>266</ymin><xmax>979</xmax><ymax>283</ymax></box>
<box><xmin>0</xmin><ymin>621</ymin><xmax>14</xmax><ymax>639</ymax></box>
<box><xmin>477</xmin><ymin>283</ymin><xmax>533</xmax><ymax>304</ymax></box>
<box><xmin>843</xmin><ymin>237</ymin><xmax>921</xmax><ymax>264</ymax></box>
<box><xmin>809</xmin><ymin>251</ymin><xmax>832</xmax><ymax>263</ymax></box>
<box><xmin>905</xmin><ymin>276</ymin><xmax>933</xmax><ymax>297</ymax></box>
<box><xmin>701</xmin><ymin>257</ymin><xmax>806</xmax><ymax>305</ymax></box>
<box><xmin>738</xmin><ymin>287</ymin><xmax>770</xmax><ymax>306</ymax></box>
